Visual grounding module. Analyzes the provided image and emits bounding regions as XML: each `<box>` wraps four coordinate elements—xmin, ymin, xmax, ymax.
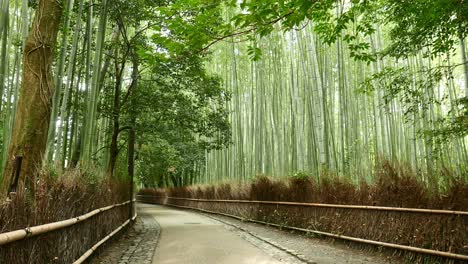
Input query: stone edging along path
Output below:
<box><xmin>90</xmin><ymin>206</ymin><xmax>160</xmax><ymax>264</ymax></box>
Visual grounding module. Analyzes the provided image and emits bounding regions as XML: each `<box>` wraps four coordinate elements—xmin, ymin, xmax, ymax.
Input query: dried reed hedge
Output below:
<box><xmin>139</xmin><ymin>161</ymin><xmax>468</xmax><ymax>263</ymax></box>
<box><xmin>0</xmin><ymin>169</ymin><xmax>131</xmax><ymax>264</ymax></box>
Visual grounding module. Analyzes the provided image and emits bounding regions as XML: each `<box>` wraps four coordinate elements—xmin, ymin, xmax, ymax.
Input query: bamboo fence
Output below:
<box><xmin>0</xmin><ymin>199</ymin><xmax>137</xmax><ymax>262</ymax></box>
<box><xmin>138</xmin><ymin>195</ymin><xmax>468</xmax><ymax>261</ymax></box>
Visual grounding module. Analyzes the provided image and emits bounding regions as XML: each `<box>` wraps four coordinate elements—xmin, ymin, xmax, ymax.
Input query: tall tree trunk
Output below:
<box><xmin>459</xmin><ymin>34</ymin><xmax>468</xmax><ymax>97</ymax></box>
<box><xmin>70</xmin><ymin>130</ymin><xmax>82</xmax><ymax>168</ymax></box>
<box><xmin>107</xmin><ymin>30</ymin><xmax>125</xmax><ymax>177</ymax></box>
<box><xmin>1</xmin><ymin>0</ymin><xmax>63</xmax><ymax>195</ymax></box>
<box><xmin>55</xmin><ymin>0</ymin><xmax>85</xmax><ymax>165</ymax></box>
<box><xmin>127</xmin><ymin>51</ymin><xmax>139</xmax><ymax>219</ymax></box>
<box><xmin>82</xmin><ymin>0</ymin><xmax>109</xmax><ymax>162</ymax></box>
<box><xmin>0</xmin><ymin>0</ymin><xmax>9</xmax><ymax>112</ymax></box>
<box><xmin>45</xmin><ymin>0</ymin><xmax>75</xmax><ymax>162</ymax></box>
<box><xmin>107</xmin><ymin>67</ymin><xmax>122</xmax><ymax>177</ymax></box>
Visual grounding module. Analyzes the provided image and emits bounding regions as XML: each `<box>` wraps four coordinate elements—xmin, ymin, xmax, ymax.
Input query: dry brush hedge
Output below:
<box><xmin>139</xmin><ymin>164</ymin><xmax>467</xmax><ymax>263</ymax></box>
<box><xmin>0</xmin><ymin>172</ymin><xmax>131</xmax><ymax>264</ymax></box>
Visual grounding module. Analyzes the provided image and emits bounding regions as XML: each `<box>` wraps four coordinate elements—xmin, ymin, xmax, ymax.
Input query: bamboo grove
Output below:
<box><xmin>203</xmin><ymin>1</ymin><xmax>468</xmax><ymax>187</ymax></box>
<box><xmin>0</xmin><ymin>0</ymin><xmax>232</xmax><ymax>192</ymax></box>
<box><xmin>204</xmin><ymin>24</ymin><xmax>468</xmax><ymax>186</ymax></box>
<box><xmin>0</xmin><ymin>0</ymin><xmax>467</xmax><ymax>191</ymax></box>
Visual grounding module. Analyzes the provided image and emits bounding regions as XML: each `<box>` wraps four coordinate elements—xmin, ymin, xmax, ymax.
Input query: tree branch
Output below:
<box><xmin>199</xmin><ymin>10</ymin><xmax>296</xmax><ymax>53</ymax></box>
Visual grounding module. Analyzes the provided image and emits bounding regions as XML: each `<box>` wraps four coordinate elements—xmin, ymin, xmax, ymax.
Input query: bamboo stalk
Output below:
<box><xmin>148</xmin><ymin>200</ymin><xmax>468</xmax><ymax>262</ymax></box>
<box><xmin>0</xmin><ymin>200</ymin><xmax>134</xmax><ymax>246</ymax></box>
<box><xmin>137</xmin><ymin>195</ymin><xmax>468</xmax><ymax>215</ymax></box>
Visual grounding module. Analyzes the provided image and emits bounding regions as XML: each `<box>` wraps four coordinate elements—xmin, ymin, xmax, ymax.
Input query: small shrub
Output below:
<box><xmin>291</xmin><ymin>171</ymin><xmax>312</xmax><ymax>180</ymax></box>
<box><xmin>250</xmin><ymin>176</ymin><xmax>288</xmax><ymax>201</ymax></box>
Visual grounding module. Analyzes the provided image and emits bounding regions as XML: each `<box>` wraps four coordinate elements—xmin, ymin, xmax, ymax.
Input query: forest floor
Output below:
<box><xmin>90</xmin><ymin>203</ymin><xmax>396</xmax><ymax>264</ymax></box>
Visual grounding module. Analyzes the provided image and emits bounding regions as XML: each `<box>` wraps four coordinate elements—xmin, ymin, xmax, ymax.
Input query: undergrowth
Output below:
<box><xmin>0</xmin><ymin>168</ymin><xmax>131</xmax><ymax>264</ymax></box>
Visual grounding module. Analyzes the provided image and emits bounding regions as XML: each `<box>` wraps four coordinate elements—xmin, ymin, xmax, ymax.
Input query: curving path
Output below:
<box><xmin>92</xmin><ymin>203</ymin><xmax>390</xmax><ymax>264</ymax></box>
<box><xmin>150</xmin><ymin>204</ymin><xmax>282</xmax><ymax>264</ymax></box>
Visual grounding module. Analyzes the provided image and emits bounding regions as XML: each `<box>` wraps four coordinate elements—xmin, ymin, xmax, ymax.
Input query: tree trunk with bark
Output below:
<box><xmin>107</xmin><ymin>42</ymin><xmax>125</xmax><ymax>177</ymax></box>
<box><xmin>1</xmin><ymin>0</ymin><xmax>63</xmax><ymax>195</ymax></box>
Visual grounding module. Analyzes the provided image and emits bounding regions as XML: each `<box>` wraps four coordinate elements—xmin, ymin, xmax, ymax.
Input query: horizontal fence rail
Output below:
<box><xmin>0</xmin><ymin>199</ymin><xmax>137</xmax><ymax>263</ymax></box>
<box><xmin>73</xmin><ymin>213</ymin><xmax>137</xmax><ymax>264</ymax></box>
<box><xmin>138</xmin><ymin>195</ymin><xmax>468</xmax><ymax>261</ymax></box>
<box><xmin>155</xmin><ymin>196</ymin><xmax>468</xmax><ymax>215</ymax></box>
<box><xmin>0</xmin><ymin>199</ymin><xmax>134</xmax><ymax>246</ymax></box>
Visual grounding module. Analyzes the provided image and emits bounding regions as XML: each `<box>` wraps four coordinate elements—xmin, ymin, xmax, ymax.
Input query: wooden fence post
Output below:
<box><xmin>8</xmin><ymin>156</ymin><xmax>23</xmax><ymax>197</ymax></box>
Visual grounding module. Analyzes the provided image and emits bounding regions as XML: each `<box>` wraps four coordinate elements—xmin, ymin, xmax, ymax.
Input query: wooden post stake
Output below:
<box><xmin>8</xmin><ymin>156</ymin><xmax>23</xmax><ymax>196</ymax></box>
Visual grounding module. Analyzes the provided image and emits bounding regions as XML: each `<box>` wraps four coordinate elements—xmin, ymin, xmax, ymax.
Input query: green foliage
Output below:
<box><xmin>2</xmin><ymin>0</ymin><xmax>466</xmax><ymax>190</ymax></box>
<box><xmin>28</xmin><ymin>0</ymin><xmax>38</xmax><ymax>9</ymax></box>
<box><xmin>381</xmin><ymin>0</ymin><xmax>468</xmax><ymax>58</ymax></box>
<box><xmin>143</xmin><ymin>0</ymin><xmax>225</xmax><ymax>56</ymax></box>
<box><xmin>82</xmin><ymin>0</ymin><xmax>232</xmax><ymax>186</ymax></box>
<box><xmin>224</xmin><ymin>0</ymin><xmax>377</xmax><ymax>62</ymax></box>
<box><xmin>353</xmin><ymin>0</ymin><xmax>468</xmax><ymax>141</ymax></box>
<box><xmin>247</xmin><ymin>44</ymin><xmax>262</xmax><ymax>61</ymax></box>
<box><xmin>359</xmin><ymin>66</ymin><xmax>443</xmax><ymax>119</ymax></box>
<box><xmin>134</xmin><ymin>53</ymin><xmax>231</xmax><ymax>187</ymax></box>
<box><xmin>425</xmin><ymin>97</ymin><xmax>468</xmax><ymax>140</ymax></box>
<box><xmin>291</xmin><ymin>171</ymin><xmax>312</xmax><ymax>180</ymax></box>
<box><xmin>357</xmin><ymin>63</ymin><xmax>468</xmax><ymax>144</ymax></box>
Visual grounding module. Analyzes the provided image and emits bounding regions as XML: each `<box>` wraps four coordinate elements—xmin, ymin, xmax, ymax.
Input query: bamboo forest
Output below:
<box><xmin>0</xmin><ymin>0</ymin><xmax>467</xmax><ymax>263</ymax></box>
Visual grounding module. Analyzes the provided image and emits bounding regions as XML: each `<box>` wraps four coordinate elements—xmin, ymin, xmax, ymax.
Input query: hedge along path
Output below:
<box><xmin>0</xmin><ymin>199</ymin><xmax>136</xmax><ymax>262</ymax></box>
<box><xmin>137</xmin><ymin>195</ymin><xmax>468</xmax><ymax>261</ymax></box>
